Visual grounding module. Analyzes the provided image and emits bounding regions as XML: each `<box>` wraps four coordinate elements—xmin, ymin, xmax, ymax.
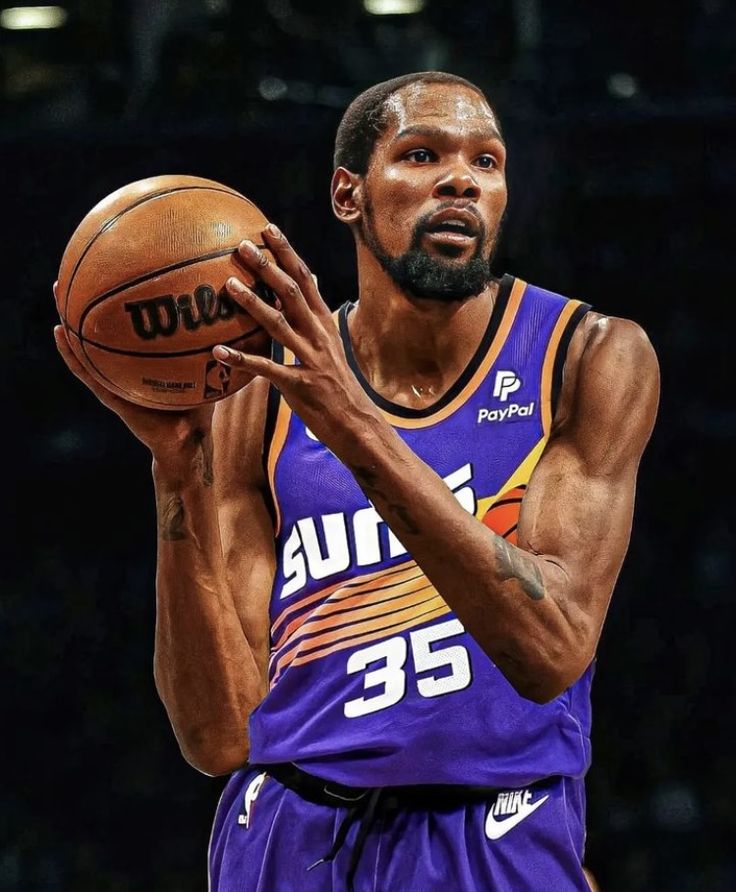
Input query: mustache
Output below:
<box><xmin>412</xmin><ymin>204</ymin><xmax>486</xmax><ymax>242</ymax></box>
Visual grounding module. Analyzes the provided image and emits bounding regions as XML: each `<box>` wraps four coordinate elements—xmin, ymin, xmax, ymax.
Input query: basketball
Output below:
<box><xmin>481</xmin><ymin>485</ymin><xmax>526</xmax><ymax>545</ymax></box>
<box><xmin>56</xmin><ymin>174</ymin><xmax>273</xmax><ymax>410</ymax></box>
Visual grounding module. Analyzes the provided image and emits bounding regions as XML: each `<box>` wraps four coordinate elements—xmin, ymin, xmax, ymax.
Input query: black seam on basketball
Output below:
<box><xmin>76</xmin><ymin>243</ymin><xmax>267</xmax><ymax>339</ymax></box>
<box><xmin>76</xmin><ymin>325</ymin><xmax>262</xmax><ymax>358</ymax></box>
<box><xmin>502</xmin><ymin>523</ymin><xmax>518</xmax><ymax>539</ymax></box>
<box><xmin>70</xmin><ymin>325</ymin><xmax>133</xmax><ymax>402</ymax></box>
<box><xmin>62</xmin><ymin>185</ymin><xmax>260</xmax><ymax>321</ymax></box>
<box><xmin>490</xmin><ymin>496</ymin><xmax>524</xmax><ymax>508</ymax></box>
<box><xmin>69</xmin><ymin>322</ymin><xmax>260</xmax><ymax>407</ymax></box>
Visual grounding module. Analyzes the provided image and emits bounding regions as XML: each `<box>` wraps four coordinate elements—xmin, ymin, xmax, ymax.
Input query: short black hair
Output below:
<box><xmin>333</xmin><ymin>71</ymin><xmax>493</xmax><ymax>174</ymax></box>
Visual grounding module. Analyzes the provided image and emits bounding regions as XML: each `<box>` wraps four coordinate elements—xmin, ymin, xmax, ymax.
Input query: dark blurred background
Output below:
<box><xmin>3</xmin><ymin>0</ymin><xmax>735</xmax><ymax>889</ymax></box>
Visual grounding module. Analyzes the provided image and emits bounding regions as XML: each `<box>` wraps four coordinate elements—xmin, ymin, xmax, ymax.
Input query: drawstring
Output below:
<box><xmin>307</xmin><ymin>787</ymin><xmax>384</xmax><ymax>891</ymax></box>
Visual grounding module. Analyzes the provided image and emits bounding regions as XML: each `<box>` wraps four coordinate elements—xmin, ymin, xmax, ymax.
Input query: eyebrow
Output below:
<box><xmin>393</xmin><ymin>123</ymin><xmax>504</xmax><ymax>144</ymax></box>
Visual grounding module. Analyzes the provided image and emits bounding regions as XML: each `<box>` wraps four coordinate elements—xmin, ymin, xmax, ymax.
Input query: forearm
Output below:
<box><xmin>336</xmin><ymin>419</ymin><xmax>582</xmax><ymax>702</ymax></box>
<box><xmin>152</xmin><ymin>455</ymin><xmax>266</xmax><ymax>775</ymax></box>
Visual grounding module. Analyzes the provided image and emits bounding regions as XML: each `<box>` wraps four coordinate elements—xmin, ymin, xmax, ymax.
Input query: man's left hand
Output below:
<box><xmin>212</xmin><ymin>224</ymin><xmax>379</xmax><ymax>451</ymax></box>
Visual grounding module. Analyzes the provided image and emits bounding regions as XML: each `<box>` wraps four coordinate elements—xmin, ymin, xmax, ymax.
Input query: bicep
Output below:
<box><xmin>219</xmin><ymin>486</ymin><xmax>275</xmax><ymax>681</ymax></box>
<box><xmin>518</xmin><ymin>317</ymin><xmax>659</xmax><ymax>633</ymax></box>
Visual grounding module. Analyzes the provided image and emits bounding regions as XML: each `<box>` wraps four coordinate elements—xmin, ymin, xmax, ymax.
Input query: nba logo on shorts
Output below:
<box><xmin>238</xmin><ymin>772</ymin><xmax>267</xmax><ymax>828</ymax></box>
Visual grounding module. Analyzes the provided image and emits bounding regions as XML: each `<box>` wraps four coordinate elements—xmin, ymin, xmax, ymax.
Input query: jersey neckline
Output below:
<box><xmin>338</xmin><ymin>273</ymin><xmax>516</xmax><ymax>422</ymax></box>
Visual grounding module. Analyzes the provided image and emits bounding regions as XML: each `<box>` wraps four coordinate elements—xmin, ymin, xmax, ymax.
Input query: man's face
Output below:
<box><xmin>358</xmin><ymin>82</ymin><xmax>508</xmax><ymax>302</ymax></box>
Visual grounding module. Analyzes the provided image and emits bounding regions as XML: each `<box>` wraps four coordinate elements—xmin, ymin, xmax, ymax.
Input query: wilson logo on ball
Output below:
<box><xmin>124</xmin><ymin>285</ymin><xmax>247</xmax><ymax>340</ymax></box>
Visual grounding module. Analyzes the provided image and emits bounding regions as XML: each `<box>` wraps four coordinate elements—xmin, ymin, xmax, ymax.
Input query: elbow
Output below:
<box><xmin>514</xmin><ymin>673</ymin><xmax>572</xmax><ymax>705</ymax></box>
<box><xmin>500</xmin><ymin>640</ymin><xmax>594</xmax><ymax>705</ymax></box>
<box><xmin>179</xmin><ymin>735</ymin><xmax>250</xmax><ymax>777</ymax></box>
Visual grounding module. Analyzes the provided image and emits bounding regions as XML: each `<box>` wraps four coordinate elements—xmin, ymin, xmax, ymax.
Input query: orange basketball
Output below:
<box><xmin>481</xmin><ymin>485</ymin><xmax>526</xmax><ymax>545</ymax></box>
<box><xmin>56</xmin><ymin>174</ymin><xmax>273</xmax><ymax>409</ymax></box>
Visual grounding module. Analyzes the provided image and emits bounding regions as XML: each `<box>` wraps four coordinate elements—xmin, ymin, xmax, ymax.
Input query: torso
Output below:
<box><xmin>243</xmin><ymin>274</ymin><xmax>596</xmax><ymax>787</ymax></box>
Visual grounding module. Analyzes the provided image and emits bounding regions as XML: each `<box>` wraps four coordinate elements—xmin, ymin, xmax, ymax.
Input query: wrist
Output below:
<box><xmin>330</xmin><ymin>405</ymin><xmax>399</xmax><ymax>469</ymax></box>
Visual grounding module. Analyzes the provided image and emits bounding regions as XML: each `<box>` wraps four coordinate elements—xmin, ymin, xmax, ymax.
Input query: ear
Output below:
<box><xmin>331</xmin><ymin>167</ymin><xmax>363</xmax><ymax>225</ymax></box>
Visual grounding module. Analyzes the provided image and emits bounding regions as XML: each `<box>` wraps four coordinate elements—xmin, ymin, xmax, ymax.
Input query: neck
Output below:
<box><xmin>347</xmin><ymin>245</ymin><xmax>498</xmax><ymax>408</ymax></box>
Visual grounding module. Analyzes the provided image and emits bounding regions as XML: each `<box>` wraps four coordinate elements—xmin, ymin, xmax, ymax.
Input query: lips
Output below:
<box><xmin>424</xmin><ymin>207</ymin><xmax>480</xmax><ymax>237</ymax></box>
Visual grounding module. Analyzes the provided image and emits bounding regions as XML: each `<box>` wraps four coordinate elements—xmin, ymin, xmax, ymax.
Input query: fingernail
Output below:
<box><xmin>227</xmin><ymin>276</ymin><xmax>246</xmax><ymax>291</ymax></box>
<box><xmin>266</xmin><ymin>223</ymin><xmax>281</xmax><ymax>237</ymax></box>
<box><xmin>240</xmin><ymin>239</ymin><xmax>258</xmax><ymax>252</ymax></box>
<box><xmin>213</xmin><ymin>345</ymin><xmax>235</xmax><ymax>360</ymax></box>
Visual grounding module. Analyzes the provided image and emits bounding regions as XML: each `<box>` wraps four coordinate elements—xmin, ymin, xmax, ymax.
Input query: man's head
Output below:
<box><xmin>331</xmin><ymin>72</ymin><xmax>507</xmax><ymax>303</ymax></box>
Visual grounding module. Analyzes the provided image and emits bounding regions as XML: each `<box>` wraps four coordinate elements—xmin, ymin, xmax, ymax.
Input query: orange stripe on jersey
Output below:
<box><xmin>271</xmin><ymin>559</ymin><xmax>419</xmax><ymax>642</ymax></box>
<box><xmin>378</xmin><ymin>277</ymin><xmax>527</xmax><ymax>429</ymax></box>
<box><xmin>540</xmin><ymin>300</ymin><xmax>584</xmax><ymax>437</ymax></box>
<box><xmin>266</xmin><ymin>347</ymin><xmax>296</xmax><ymax>537</ymax></box>
<box><xmin>272</xmin><ymin>599</ymin><xmax>451</xmax><ymax>685</ymax></box>
<box><xmin>273</xmin><ymin>574</ymin><xmax>433</xmax><ymax>657</ymax></box>
<box><xmin>272</xmin><ymin>581</ymin><xmax>437</xmax><ymax>675</ymax></box>
<box><xmin>272</xmin><ymin>564</ymin><xmax>426</xmax><ymax>651</ymax></box>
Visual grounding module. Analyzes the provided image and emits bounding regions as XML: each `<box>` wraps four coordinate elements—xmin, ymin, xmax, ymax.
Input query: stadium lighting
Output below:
<box><xmin>364</xmin><ymin>0</ymin><xmax>425</xmax><ymax>15</ymax></box>
<box><xmin>607</xmin><ymin>72</ymin><xmax>639</xmax><ymax>99</ymax></box>
<box><xmin>0</xmin><ymin>6</ymin><xmax>68</xmax><ymax>30</ymax></box>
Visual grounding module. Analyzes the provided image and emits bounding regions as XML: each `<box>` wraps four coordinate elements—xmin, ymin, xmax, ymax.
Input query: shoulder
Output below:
<box><xmin>555</xmin><ymin>309</ymin><xmax>659</xmax><ymax>444</ymax></box>
<box><xmin>575</xmin><ymin>312</ymin><xmax>659</xmax><ymax>390</ymax></box>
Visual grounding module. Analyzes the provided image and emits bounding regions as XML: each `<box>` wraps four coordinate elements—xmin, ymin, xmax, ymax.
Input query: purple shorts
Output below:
<box><xmin>209</xmin><ymin>766</ymin><xmax>589</xmax><ymax>891</ymax></box>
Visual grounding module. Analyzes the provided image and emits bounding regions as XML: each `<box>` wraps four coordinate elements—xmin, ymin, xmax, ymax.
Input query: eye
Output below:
<box><xmin>475</xmin><ymin>154</ymin><xmax>497</xmax><ymax>169</ymax></box>
<box><xmin>405</xmin><ymin>148</ymin><xmax>436</xmax><ymax>163</ymax></box>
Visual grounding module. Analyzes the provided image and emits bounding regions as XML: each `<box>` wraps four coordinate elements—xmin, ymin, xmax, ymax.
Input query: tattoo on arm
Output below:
<box><xmin>158</xmin><ymin>494</ymin><xmax>187</xmax><ymax>541</ymax></box>
<box><xmin>353</xmin><ymin>465</ymin><xmax>379</xmax><ymax>490</ymax></box>
<box><xmin>493</xmin><ymin>536</ymin><xmax>545</xmax><ymax>600</ymax></box>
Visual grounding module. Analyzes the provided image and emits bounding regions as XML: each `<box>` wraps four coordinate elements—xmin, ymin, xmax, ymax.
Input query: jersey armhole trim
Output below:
<box><xmin>541</xmin><ymin>301</ymin><xmax>591</xmax><ymax>437</ymax></box>
<box><xmin>261</xmin><ymin>341</ymin><xmax>294</xmax><ymax>538</ymax></box>
<box><xmin>260</xmin><ymin>341</ymin><xmax>283</xmax><ymax>532</ymax></box>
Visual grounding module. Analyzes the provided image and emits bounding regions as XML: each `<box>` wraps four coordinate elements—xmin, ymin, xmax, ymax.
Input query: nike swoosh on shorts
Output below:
<box><xmin>485</xmin><ymin>794</ymin><xmax>550</xmax><ymax>840</ymax></box>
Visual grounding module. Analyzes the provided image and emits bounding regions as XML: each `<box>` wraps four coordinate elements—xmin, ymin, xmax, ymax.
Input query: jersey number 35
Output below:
<box><xmin>344</xmin><ymin>619</ymin><xmax>472</xmax><ymax>718</ymax></box>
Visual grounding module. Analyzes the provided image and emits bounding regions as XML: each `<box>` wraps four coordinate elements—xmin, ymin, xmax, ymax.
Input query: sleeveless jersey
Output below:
<box><xmin>248</xmin><ymin>274</ymin><xmax>593</xmax><ymax>788</ymax></box>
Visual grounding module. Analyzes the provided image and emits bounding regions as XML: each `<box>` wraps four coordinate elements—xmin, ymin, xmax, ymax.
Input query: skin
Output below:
<box><xmin>55</xmin><ymin>82</ymin><xmax>659</xmax><ymax>775</ymax></box>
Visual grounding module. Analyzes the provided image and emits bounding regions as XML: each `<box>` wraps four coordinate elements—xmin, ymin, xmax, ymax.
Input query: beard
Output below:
<box><xmin>362</xmin><ymin>200</ymin><xmax>501</xmax><ymax>303</ymax></box>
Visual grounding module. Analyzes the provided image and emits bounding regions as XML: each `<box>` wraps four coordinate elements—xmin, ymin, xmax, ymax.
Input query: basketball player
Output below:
<box><xmin>55</xmin><ymin>72</ymin><xmax>658</xmax><ymax>890</ymax></box>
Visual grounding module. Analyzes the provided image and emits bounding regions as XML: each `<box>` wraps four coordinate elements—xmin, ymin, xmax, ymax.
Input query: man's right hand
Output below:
<box><xmin>54</xmin><ymin>321</ymin><xmax>218</xmax><ymax>470</ymax></box>
<box><xmin>52</xmin><ymin>281</ymin><xmax>261</xmax><ymax>478</ymax></box>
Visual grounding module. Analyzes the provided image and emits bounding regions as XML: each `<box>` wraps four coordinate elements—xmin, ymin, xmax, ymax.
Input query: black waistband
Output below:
<box><xmin>251</xmin><ymin>763</ymin><xmax>556</xmax><ymax>892</ymax></box>
<box><xmin>253</xmin><ymin>761</ymin><xmax>547</xmax><ymax>811</ymax></box>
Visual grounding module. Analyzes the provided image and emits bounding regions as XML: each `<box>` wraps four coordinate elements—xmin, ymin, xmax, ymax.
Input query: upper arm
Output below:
<box><xmin>212</xmin><ymin>377</ymin><xmax>276</xmax><ymax>681</ymax></box>
<box><xmin>517</xmin><ymin>314</ymin><xmax>660</xmax><ymax>655</ymax></box>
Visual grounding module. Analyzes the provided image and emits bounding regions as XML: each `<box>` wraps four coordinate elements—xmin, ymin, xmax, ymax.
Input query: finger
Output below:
<box><xmin>225</xmin><ymin>277</ymin><xmax>302</xmax><ymax>353</ymax></box>
<box><xmin>236</xmin><ymin>238</ymin><xmax>312</xmax><ymax>328</ymax></box>
<box><xmin>262</xmin><ymin>224</ymin><xmax>330</xmax><ymax>318</ymax></box>
<box><xmin>212</xmin><ymin>344</ymin><xmax>295</xmax><ymax>389</ymax></box>
<box><xmin>53</xmin><ymin>325</ymin><xmax>129</xmax><ymax>411</ymax></box>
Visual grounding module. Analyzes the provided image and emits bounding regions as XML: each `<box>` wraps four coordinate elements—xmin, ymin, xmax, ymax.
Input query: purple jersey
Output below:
<box><xmin>248</xmin><ymin>275</ymin><xmax>592</xmax><ymax>788</ymax></box>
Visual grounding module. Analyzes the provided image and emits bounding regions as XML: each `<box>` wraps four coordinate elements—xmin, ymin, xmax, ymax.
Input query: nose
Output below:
<box><xmin>433</xmin><ymin>162</ymin><xmax>481</xmax><ymax>200</ymax></box>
